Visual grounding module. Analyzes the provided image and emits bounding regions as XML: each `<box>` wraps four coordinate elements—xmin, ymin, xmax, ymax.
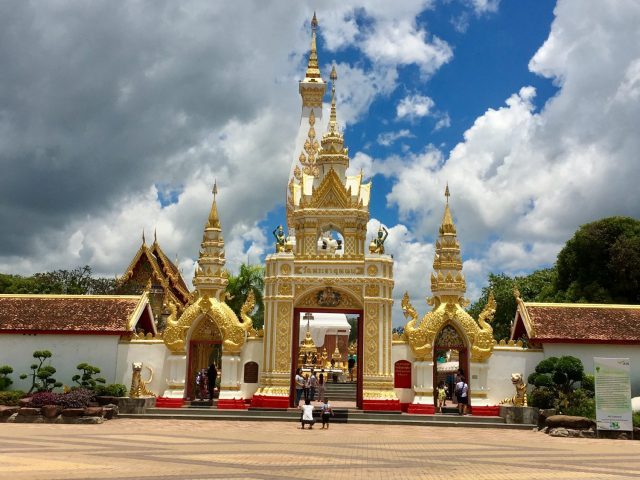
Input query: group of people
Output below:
<box><xmin>195</xmin><ymin>363</ymin><xmax>218</xmax><ymax>401</ymax></box>
<box><xmin>299</xmin><ymin>397</ymin><xmax>334</xmax><ymax>430</ymax></box>
<box><xmin>294</xmin><ymin>368</ymin><xmax>326</xmax><ymax>405</ymax></box>
<box><xmin>436</xmin><ymin>369</ymin><xmax>469</xmax><ymax>415</ymax></box>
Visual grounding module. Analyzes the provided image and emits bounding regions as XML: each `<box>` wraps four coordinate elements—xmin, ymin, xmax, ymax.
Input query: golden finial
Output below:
<box><xmin>207</xmin><ymin>181</ymin><xmax>221</xmax><ymax>229</ymax></box>
<box><xmin>305</xmin><ymin>13</ymin><xmax>321</xmax><ymax>79</ymax></box>
<box><xmin>153</xmin><ymin>227</ymin><xmax>157</xmax><ymax>244</ymax></box>
<box><xmin>329</xmin><ymin>65</ymin><xmax>338</xmax><ymax>133</ymax></box>
<box><xmin>513</xmin><ymin>284</ymin><xmax>522</xmax><ymax>300</ymax></box>
<box><xmin>212</xmin><ymin>179</ymin><xmax>218</xmax><ymax>199</ymax></box>
<box><xmin>445</xmin><ymin>182</ymin><xmax>450</xmax><ymax>204</ymax></box>
<box><xmin>142</xmin><ymin>228</ymin><xmax>146</xmax><ymax>245</ymax></box>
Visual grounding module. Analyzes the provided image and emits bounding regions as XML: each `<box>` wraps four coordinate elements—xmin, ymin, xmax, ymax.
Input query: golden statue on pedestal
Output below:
<box><xmin>369</xmin><ymin>225</ymin><xmax>388</xmax><ymax>254</ymax></box>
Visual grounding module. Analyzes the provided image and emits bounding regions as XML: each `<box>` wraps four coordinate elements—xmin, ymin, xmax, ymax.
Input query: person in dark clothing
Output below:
<box><xmin>348</xmin><ymin>355</ymin><xmax>356</xmax><ymax>382</ymax></box>
<box><xmin>207</xmin><ymin>363</ymin><xmax>217</xmax><ymax>400</ymax></box>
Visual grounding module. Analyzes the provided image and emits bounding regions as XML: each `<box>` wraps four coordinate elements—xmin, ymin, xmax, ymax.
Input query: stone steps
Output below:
<box><xmin>120</xmin><ymin>408</ymin><xmax>535</xmax><ymax>430</ymax></box>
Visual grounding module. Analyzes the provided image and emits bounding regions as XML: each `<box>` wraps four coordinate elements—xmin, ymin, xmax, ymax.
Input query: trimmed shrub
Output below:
<box><xmin>29</xmin><ymin>391</ymin><xmax>63</xmax><ymax>408</ymax></box>
<box><xmin>95</xmin><ymin>383</ymin><xmax>128</xmax><ymax>397</ymax></box>
<box><xmin>564</xmin><ymin>389</ymin><xmax>596</xmax><ymax>419</ymax></box>
<box><xmin>634</xmin><ymin>412</ymin><xmax>640</xmax><ymax>428</ymax></box>
<box><xmin>0</xmin><ymin>365</ymin><xmax>14</xmax><ymax>391</ymax></box>
<box><xmin>19</xmin><ymin>350</ymin><xmax>63</xmax><ymax>393</ymax></box>
<box><xmin>0</xmin><ymin>390</ymin><xmax>25</xmax><ymax>406</ymax></box>
<box><xmin>59</xmin><ymin>388</ymin><xmax>95</xmax><ymax>408</ymax></box>
<box><xmin>72</xmin><ymin>363</ymin><xmax>106</xmax><ymax>390</ymax></box>
<box><xmin>529</xmin><ymin>388</ymin><xmax>555</xmax><ymax>409</ymax></box>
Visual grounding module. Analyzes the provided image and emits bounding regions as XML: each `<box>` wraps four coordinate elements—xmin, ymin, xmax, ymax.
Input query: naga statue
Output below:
<box><xmin>369</xmin><ymin>225</ymin><xmax>388</xmax><ymax>254</ymax></box>
<box><xmin>401</xmin><ymin>292</ymin><xmax>432</xmax><ymax>360</ymax></box>
<box><xmin>471</xmin><ymin>291</ymin><xmax>496</xmax><ymax>362</ymax></box>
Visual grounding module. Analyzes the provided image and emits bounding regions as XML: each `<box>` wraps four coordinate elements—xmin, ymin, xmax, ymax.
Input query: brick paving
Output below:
<box><xmin>1</xmin><ymin>419</ymin><xmax>640</xmax><ymax>479</ymax></box>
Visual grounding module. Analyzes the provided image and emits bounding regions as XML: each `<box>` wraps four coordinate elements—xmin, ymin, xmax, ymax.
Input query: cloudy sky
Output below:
<box><xmin>1</xmin><ymin>0</ymin><xmax>639</xmax><ymax>325</ymax></box>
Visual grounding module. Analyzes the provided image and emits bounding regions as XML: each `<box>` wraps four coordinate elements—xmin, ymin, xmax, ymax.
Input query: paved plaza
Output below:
<box><xmin>1</xmin><ymin>419</ymin><xmax>640</xmax><ymax>479</ymax></box>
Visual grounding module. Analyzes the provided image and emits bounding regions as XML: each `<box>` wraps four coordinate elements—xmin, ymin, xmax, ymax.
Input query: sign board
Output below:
<box><xmin>594</xmin><ymin>357</ymin><xmax>633</xmax><ymax>431</ymax></box>
<box><xmin>243</xmin><ymin>361</ymin><xmax>259</xmax><ymax>384</ymax></box>
<box><xmin>394</xmin><ymin>360</ymin><xmax>412</xmax><ymax>389</ymax></box>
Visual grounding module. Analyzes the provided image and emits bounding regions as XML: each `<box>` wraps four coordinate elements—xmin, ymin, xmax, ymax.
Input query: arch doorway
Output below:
<box><xmin>432</xmin><ymin>324</ymin><xmax>469</xmax><ymax>407</ymax></box>
<box><xmin>186</xmin><ymin>316</ymin><xmax>222</xmax><ymax>400</ymax></box>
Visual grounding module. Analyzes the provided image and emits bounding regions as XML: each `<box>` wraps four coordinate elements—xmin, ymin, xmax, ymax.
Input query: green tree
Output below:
<box><xmin>225</xmin><ymin>264</ymin><xmax>265</xmax><ymax>330</ymax></box>
<box><xmin>0</xmin><ymin>266</ymin><xmax>116</xmax><ymax>295</ymax></box>
<box><xmin>556</xmin><ymin>216</ymin><xmax>640</xmax><ymax>303</ymax></box>
<box><xmin>72</xmin><ymin>363</ymin><xmax>106</xmax><ymax>390</ymax></box>
<box><xmin>467</xmin><ymin>268</ymin><xmax>557</xmax><ymax>341</ymax></box>
<box><xmin>19</xmin><ymin>350</ymin><xmax>63</xmax><ymax>393</ymax></box>
<box><xmin>0</xmin><ymin>365</ymin><xmax>13</xmax><ymax>391</ymax></box>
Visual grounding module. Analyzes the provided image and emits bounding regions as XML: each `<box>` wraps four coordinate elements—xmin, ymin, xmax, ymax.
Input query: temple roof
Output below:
<box><xmin>119</xmin><ymin>237</ymin><xmax>191</xmax><ymax>305</ymax></box>
<box><xmin>512</xmin><ymin>301</ymin><xmax>640</xmax><ymax>344</ymax></box>
<box><xmin>0</xmin><ymin>294</ymin><xmax>155</xmax><ymax>335</ymax></box>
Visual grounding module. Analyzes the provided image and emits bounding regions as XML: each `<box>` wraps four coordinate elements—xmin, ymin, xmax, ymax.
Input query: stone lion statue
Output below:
<box><xmin>129</xmin><ymin>362</ymin><xmax>155</xmax><ymax>398</ymax></box>
<box><xmin>500</xmin><ymin>373</ymin><xmax>527</xmax><ymax>407</ymax></box>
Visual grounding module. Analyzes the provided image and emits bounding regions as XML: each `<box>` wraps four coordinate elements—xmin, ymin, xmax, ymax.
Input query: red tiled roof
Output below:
<box><xmin>0</xmin><ymin>295</ymin><xmax>147</xmax><ymax>334</ymax></box>
<box><xmin>518</xmin><ymin>302</ymin><xmax>640</xmax><ymax>343</ymax></box>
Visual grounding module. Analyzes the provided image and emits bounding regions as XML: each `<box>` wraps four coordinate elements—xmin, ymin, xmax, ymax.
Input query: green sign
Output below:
<box><xmin>594</xmin><ymin>357</ymin><xmax>632</xmax><ymax>431</ymax></box>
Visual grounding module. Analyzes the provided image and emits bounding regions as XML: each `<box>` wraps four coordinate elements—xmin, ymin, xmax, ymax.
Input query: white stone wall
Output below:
<box><xmin>543</xmin><ymin>343</ymin><xmax>640</xmax><ymax>396</ymax></box>
<box><xmin>115</xmin><ymin>341</ymin><xmax>170</xmax><ymax>396</ymax></box>
<box><xmin>240</xmin><ymin>338</ymin><xmax>264</xmax><ymax>399</ymax></box>
<box><xmin>391</xmin><ymin>342</ymin><xmax>415</xmax><ymax>405</ymax></box>
<box><xmin>0</xmin><ymin>334</ymin><xmax>120</xmax><ymax>391</ymax></box>
<box><xmin>484</xmin><ymin>347</ymin><xmax>545</xmax><ymax>405</ymax></box>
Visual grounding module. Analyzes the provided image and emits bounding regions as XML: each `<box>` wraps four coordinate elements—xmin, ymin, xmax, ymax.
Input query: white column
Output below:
<box><xmin>219</xmin><ymin>353</ymin><xmax>242</xmax><ymax>400</ymax></box>
<box><xmin>162</xmin><ymin>353</ymin><xmax>187</xmax><ymax>398</ymax></box>
<box><xmin>412</xmin><ymin>361</ymin><xmax>435</xmax><ymax>404</ymax></box>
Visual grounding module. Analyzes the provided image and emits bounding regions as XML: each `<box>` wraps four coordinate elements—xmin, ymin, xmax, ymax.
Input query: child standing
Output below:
<box><xmin>437</xmin><ymin>381</ymin><xmax>446</xmax><ymax>413</ymax></box>
<box><xmin>321</xmin><ymin>397</ymin><xmax>334</xmax><ymax>429</ymax></box>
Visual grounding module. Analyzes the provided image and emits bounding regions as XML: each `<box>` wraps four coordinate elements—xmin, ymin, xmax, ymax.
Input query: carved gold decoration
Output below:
<box><xmin>278</xmin><ymin>283</ymin><xmax>292</xmax><ymax>296</ymax></box>
<box><xmin>316</xmin><ymin>287</ymin><xmax>341</xmax><ymax>307</ymax></box>
<box><xmin>129</xmin><ymin>362</ymin><xmax>155</xmax><ymax>398</ymax></box>
<box><xmin>364</xmin><ymin>284</ymin><xmax>379</xmax><ymax>297</ymax></box>
<box><xmin>295</xmin><ymin>288</ymin><xmax>361</xmax><ymax>310</ymax></box>
<box><xmin>364</xmin><ymin>305</ymin><xmax>379</xmax><ymax>375</ymax></box>
<box><xmin>163</xmin><ymin>293</ymin><xmax>253</xmax><ymax>355</ymax></box>
<box><xmin>434</xmin><ymin>324</ymin><xmax>464</xmax><ymax>348</ymax></box>
<box><xmin>275</xmin><ymin>304</ymin><xmax>292</xmax><ymax>372</ymax></box>
<box><xmin>280</xmin><ymin>264</ymin><xmax>291</xmax><ymax>275</ymax></box>
<box><xmin>367</xmin><ymin>265</ymin><xmax>378</xmax><ymax>277</ymax></box>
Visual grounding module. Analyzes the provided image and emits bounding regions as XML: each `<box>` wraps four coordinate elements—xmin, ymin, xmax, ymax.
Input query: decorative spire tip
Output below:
<box><xmin>445</xmin><ymin>182</ymin><xmax>450</xmax><ymax>203</ymax></box>
<box><xmin>153</xmin><ymin>227</ymin><xmax>157</xmax><ymax>243</ymax></box>
<box><xmin>311</xmin><ymin>12</ymin><xmax>318</xmax><ymax>29</ymax></box>
<box><xmin>212</xmin><ymin>180</ymin><xmax>218</xmax><ymax>198</ymax></box>
<box><xmin>330</xmin><ymin>64</ymin><xmax>337</xmax><ymax>81</ymax></box>
<box><xmin>142</xmin><ymin>228</ymin><xmax>146</xmax><ymax>244</ymax></box>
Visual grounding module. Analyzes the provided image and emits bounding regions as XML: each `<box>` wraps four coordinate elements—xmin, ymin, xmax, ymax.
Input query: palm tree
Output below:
<box><xmin>225</xmin><ymin>263</ymin><xmax>265</xmax><ymax>329</ymax></box>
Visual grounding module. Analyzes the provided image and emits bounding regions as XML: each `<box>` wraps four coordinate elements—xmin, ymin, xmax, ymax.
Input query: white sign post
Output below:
<box><xmin>594</xmin><ymin>357</ymin><xmax>633</xmax><ymax>435</ymax></box>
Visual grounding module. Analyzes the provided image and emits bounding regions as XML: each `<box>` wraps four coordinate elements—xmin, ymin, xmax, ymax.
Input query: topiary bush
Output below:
<box><xmin>95</xmin><ymin>383</ymin><xmax>127</xmax><ymax>397</ymax></box>
<box><xmin>72</xmin><ymin>363</ymin><xmax>106</xmax><ymax>390</ymax></box>
<box><xmin>0</xmin><ymin>365</ymin><xmax>14</xmax><ymax>391</ymax></box>
<box><xmin>528</xmin><ymin>356</ymin><xmax>591</xmax><ymax>414</ymax></box>
<box><xmin>19</xmin><ymin>350</ymin><xmax>63</xmax><ymax>393</ymax></box>
<box><xmin>0</xmin><ymin>390</ymin><xmax>25</xmax><ymax>406</ymax></box>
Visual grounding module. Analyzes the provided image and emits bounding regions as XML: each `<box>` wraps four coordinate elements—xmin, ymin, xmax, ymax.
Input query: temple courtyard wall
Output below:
<box><xmin>1</xmin><ymin>334</ymin><xmax>121</xmax><ymax>391</ymax></box>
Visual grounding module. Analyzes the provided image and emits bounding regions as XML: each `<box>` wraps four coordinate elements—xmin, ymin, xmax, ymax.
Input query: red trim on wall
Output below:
<box><xmin>532</xmin><ymin>338</ymin><xmax>640</xmax><ymax>345</ymax></box>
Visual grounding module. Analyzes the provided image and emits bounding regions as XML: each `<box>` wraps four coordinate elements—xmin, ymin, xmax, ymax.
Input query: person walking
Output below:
<box><xmin>317</xmin><ymin>372</ymin><xmax>326</xmax><ymax>403</ymax></box>
<box><xmin>348</xmin><ymin>355</ymin><xmax>356</xmax><ymax>382</ymax></box>
<box><xmin>303</xmin><ymin>373</ymin><xmax>311</xmax><ymax>401</ymax></box>
<box><xmin>294</xmin><ymin>368</ymin><xmax>305</xmax><ymax>406</ymax></box>
<box><xmin>207</xmin><ymin>363</ymin><xmax>217</xmax><ymax>400</ymax></box>
<box><xmin>321</xmin><ymin>397</ymin><xmax>334</xmax><ymax>429</ymax></box>
<box><xmin>308</xmin><ymin>370</ymin><xmax>318</xmax><ymax>402</ymax></box>
<box><xmin>300</xmin><ymin>398</ymin><xmax>315</xmax><ymax>429</ymax></box>
<box><xmin>455</xmin><ymin>375</ymin><xmax>469</xmax><ymax>415</ymax></box>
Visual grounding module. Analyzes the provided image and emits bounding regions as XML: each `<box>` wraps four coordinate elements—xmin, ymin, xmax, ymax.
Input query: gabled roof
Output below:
<box><xmin>512</xmin><ymin>301</ymin><xmax>640</xmax><ymax>344</ymax></box>
<box><xmin>119</xmin><ymin>240</ymin><xmax>190</xmax><ymax>305</ymax></box>
<box><xmin>0</xmin><ymin>294</ymin><xmax>155</xmax><ymax>335</ymax></box>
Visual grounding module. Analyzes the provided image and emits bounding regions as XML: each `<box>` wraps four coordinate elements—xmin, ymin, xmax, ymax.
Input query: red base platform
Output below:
<box><xmin>470</xmin><ymin>405</ymin><xmax>500</xmax><ymax>416</ymax></box>
<box><xmin>217</xmin><ymin>398</ymin><xmax>248</xmax><ymax>410</ymax></box>
<box><xmin>407</xmin><ymin>403</ymin><xmax>435</xmax><ymax>414</ymax></box>
<box><xmin>250</xmin><ymin>394</ymin><xmax>289</xmax><ymax>409</ymax></box>
<box><xmin>155</xmin><ymin>397</ymin><xmax>184</xmax><ymax>408</ymax></box>
<box><xmin>361</xmin><ymin>399</ymin><xmax>401</xmax><ymax>412</ymax></box>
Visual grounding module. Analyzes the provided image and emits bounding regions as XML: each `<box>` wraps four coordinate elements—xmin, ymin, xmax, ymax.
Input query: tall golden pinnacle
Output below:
<box><xmin>439</xmin><ymin>184</ymin><xmax>456</xmax><ymax>236</ymax></box>
<box><xmin>207</xmin><ymin>180</ymin><xmax>221</xmax><ymax>229</ymax></box>
<box><xmin>305</xmin><ymin>12</ymin><xmax>321</xmax><ymax>80</ymax></box>
<box><xmin>328</xmin><ymin>65</ymin><xmax>338</xmax><ymax>133</ymax></box>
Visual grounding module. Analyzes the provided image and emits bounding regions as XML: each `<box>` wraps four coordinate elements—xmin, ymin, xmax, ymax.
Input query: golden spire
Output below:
<box><xmin>207</xmin><ymin>181</ymin><xmax>221</xmax><ymax>229</ymax></box>
<box><xmin>328</xmin><ymin>65</ymin><xmax>338</xmax><ymax>134</ymax></box>
<box><xmin>431</xmin><ymin>185</ymin><xmax>465</xmax><ymax>298</ymax></box>
<box><xmin>305</xmin><ymin>12</ymin><xmax>321</xmax><ymax>80</ymax></box>
<box><xmin>153</xmin><ymin>227</ymin><xmax>157</xmax><ymax>244</ymax></box>
<box><xmin>193</xmin><ymin>180</ymin><xmax>227</xmax><ymax>299</ymax></box>
<box><xmin>142</xmin><ymin>229</ymin><xmax>146</xmax><ymax>245</ymax></box>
